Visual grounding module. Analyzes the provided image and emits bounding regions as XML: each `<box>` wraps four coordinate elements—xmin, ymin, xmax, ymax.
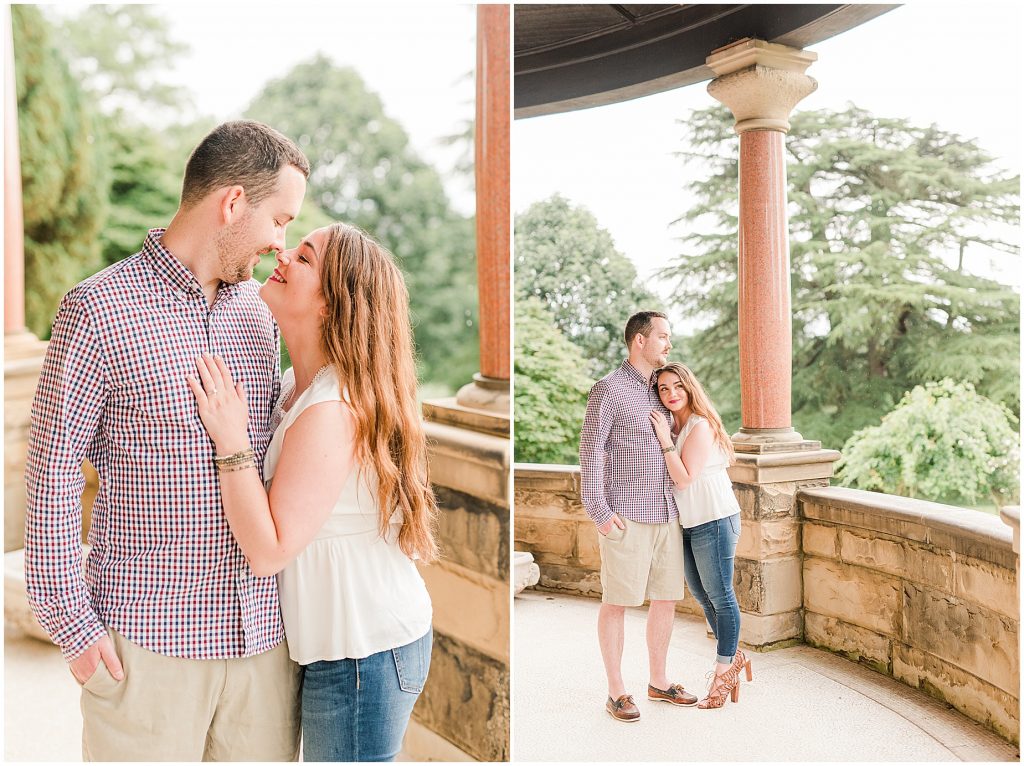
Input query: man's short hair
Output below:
<box><xmin>624</xmin><ymin>310</ymin><xmax>668</xmax><ymax>348</ymax></box>
<box><xmin>180</xmin><ymin>120</ymin><xmax>310</xmax><ymax>208</ymax></box>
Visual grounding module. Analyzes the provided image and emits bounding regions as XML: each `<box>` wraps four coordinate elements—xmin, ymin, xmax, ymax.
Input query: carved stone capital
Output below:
<box><xmin>706</xmin><ymin>39</ymin><xmax>818</xmax><ymax>134</ymax></box>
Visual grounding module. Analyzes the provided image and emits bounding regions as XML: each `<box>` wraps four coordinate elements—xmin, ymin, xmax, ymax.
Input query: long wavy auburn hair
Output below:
<box><xmin>654</xmin><ymin>362</ymin><xmax>736</xmax><ymax>465</ymax></box>
<box><xmin>318</xmin><ymin>222</ymin><xmax>439</xmax><ymax>563</ymax></box>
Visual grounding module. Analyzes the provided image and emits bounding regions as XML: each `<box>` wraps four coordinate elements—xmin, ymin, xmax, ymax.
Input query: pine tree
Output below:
<box><xmin>662</xmin><ymin>105</ymin><xmax>1020</xmax><ymax>450</ymax></box>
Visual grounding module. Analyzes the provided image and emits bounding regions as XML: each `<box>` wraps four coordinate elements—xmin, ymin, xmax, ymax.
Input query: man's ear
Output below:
<box><xmin>217</xmin><ymin>185</ymin><xmax>246</xmax><ymax>224</ymax></box>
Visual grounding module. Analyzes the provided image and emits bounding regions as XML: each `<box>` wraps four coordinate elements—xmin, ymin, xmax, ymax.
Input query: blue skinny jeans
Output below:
<box><xmin>682</xmin><ymin>514</ymin><xmax>742</xmax><ymax>664</ymax></box>
<box><xmin>300</xmin><ymin>628</ymin><xmax>432</xmax><ymax>762</ymax></box>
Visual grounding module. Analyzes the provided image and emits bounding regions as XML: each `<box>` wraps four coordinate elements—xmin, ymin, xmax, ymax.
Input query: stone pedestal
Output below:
<box><xmin>416</xmin><ymin>398</ymin><xmax>510</xmax><ymax>761</ymax></box>
<box><xmin>729</xmin><ymin>448</ymin><xmax>841</xmax><ymax>648</ymax></box>
<box><xmin>4</xmin><ymin>332</ymin><xmax>47</xmax><ymax>552</ymax></box>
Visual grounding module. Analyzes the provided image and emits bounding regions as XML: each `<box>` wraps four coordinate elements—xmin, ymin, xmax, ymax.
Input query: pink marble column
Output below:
<box><xmin>453</xmin><ymin>4</ymin><xmax>510</xmax><ymax>416</ymax></box>
<box><xmin>707</xmin><ymin>39</ymin><xmax>818</xmax><ymax>446</ymax></box>
<box><xmin>475</xmin><ymin>4</ymin><xmax>510</xmax><ymax>383</ymax></box>
<box><xmin>4</xmin><ymin>5</ymin><xmax>26</xmax><ymax>335</ymax></box>
<box><xmin>737</xmin><ymin>129</ymin><xmax>791</xmax><ymax>432</ymax></box>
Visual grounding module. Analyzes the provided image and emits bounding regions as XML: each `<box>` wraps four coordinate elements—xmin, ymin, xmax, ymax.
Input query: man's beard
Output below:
<box><xmin>215</xmin><ymin>210</ymin><xmax>258</xmax><ymax>284</ymax></box>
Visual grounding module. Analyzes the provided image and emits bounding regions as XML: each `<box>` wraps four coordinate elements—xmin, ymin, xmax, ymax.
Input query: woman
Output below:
<box><xmin>648</xmin><ymin>363</ymin><xmax>752</xmax><ymax>709</ymax></box>
<box><xmin>186</xmin><ymin>223</ymin><xmax>436</xmax><ymax>761</ymax></box>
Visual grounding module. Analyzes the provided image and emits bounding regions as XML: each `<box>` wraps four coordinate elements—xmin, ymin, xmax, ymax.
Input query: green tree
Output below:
<box><xmin>55</xmin><ymin>4</ymin><xmax>193</xmax><ymax>120</ymax></box>
<box><xmin>13</xmin><ymin>5</ymin><xmax>108</xmax><ymax>338</ymax></box>
<box><xmin>836</xmin><ymin>379</ymin><xmax>1019</xmax><ymax>507</ymax></box>
<box><xmin>243</xmin><ymin>56</ymin><xmax>478</xmax><ymax>392</ymax></box>
<box><xmin>663</xmin><ymin>105</ymin><xmax>1020</xmax><ymax>450</ymax></box>
<box><xmin>52</xmin><ymin>5</ymin><xmax>200</xmax><ymax>268</ymax></box>
<box><xmin>514</xmin><ymin>297</ymin><xmax>594</xmax><ymax>465</ymax></box>
<box><xmin>515</xmin><ymin>195</ymin><xmax>662</xmax><ymax>379</ymax></box>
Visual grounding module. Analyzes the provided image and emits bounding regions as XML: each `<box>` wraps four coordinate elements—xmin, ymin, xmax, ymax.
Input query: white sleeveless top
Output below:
<box><xmin>264</xmin><ymin>366</ymin><xmax>432</xmax><ymax>664</ymax></box>
<box><xmin>671</xmin><ymin>415</ymin><xmax>741</xmax><ymax>529</ymax></box>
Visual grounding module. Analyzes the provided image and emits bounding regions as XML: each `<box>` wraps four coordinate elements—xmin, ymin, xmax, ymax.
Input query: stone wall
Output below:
<box><xmin>4</xmin><ymin>333</ymin><xmax>47</xmax><ymax>551</ymax></box>
<box><xmin>801</xmin><ymin>487</ymin><xmax>1019</xmax><ymax>744</ymax></box>
<box><xmin>417</xmin><ymin>403</ymin><xmax>510</xmax><ymax>762</ymax></box>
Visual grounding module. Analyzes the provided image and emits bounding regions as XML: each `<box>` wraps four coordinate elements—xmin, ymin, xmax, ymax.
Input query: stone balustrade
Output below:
<box><xmin>800</xmin><ymin>487</ymin><xmax>1019</xmax><ymax>744</ymax></box>
<box><xmin>513</xmin><ymin>463</ymin><xmax>1020</xmax><ymax>744</ymax></box>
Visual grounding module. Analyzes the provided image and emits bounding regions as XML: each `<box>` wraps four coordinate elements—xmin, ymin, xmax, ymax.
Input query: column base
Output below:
<box><xmin>454</xmin><ymin>373</ymin><xmax>509</xmax><ymax>418</ymax></box>
<box><xmin>732</xmin><ymin>426</ymin><xmax>821</xmax><ymax>453</ymax></box>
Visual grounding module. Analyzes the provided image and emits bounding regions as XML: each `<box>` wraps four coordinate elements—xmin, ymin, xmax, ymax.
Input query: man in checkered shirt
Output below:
<box><xmin>25</xmin><ymin>121</ymin><xmax>309</xmax><ymax>760</ymax></box>
<box><xmin>580</xmin><ymin>310</ymin><xmax>697</xmax><ymax>722</ymax></box>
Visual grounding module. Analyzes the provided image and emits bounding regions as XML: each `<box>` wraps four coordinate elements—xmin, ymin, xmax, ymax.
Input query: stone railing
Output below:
<box><xmin>800</xmin><ymin>487</ymin><xmax>1019</xmax><ymax>744</ymax></box>
<box><xmin>513</xmin><ymin>463</ymin><xmax>1020</xmax><ymax>744</ymax></box>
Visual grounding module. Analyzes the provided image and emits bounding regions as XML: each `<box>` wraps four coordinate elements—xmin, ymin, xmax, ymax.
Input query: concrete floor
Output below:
<box><xmin>512</xmin><ymin>591</ymin><xmax>1019</xmax><ymax>762</ymax></box>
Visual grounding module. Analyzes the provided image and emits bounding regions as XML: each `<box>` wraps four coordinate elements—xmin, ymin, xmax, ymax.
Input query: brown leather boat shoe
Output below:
<box><xmin>606</xmin><ymin>693</ymin><xmax>641</xmax><ymax>722</ymax></box>
<box><xmin>647</xmin><ymin>682</ymin><xmax>699</xmax><ymax>706</ymax></box>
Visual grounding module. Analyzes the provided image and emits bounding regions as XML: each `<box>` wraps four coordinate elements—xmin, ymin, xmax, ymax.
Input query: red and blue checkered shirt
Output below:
<box><xmin>579</xmin><ymin>360</ymin><xmax>679</xmax><ymax>526</ymax></box>
<box><xmin>25</xmin><ymin>229</ymin><xmax>283</xmax><ymax>662</ymax></box>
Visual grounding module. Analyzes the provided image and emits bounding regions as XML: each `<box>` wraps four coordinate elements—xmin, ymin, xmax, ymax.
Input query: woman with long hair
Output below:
<box><xmin>648</xmin><ymin>362</ymin><xmax>751</xmax><ymax>710</ymax></box>
<box><xmin>186</xmin><ymin>222</ymin><xmax>436</xmax><ymax>761</ymax></box>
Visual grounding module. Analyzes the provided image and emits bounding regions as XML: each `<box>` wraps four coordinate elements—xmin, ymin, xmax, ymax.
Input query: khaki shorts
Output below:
<box><xmin>80</xmin><ymin>630</ymin><xmax>301</xmax><ymax>761</ymax></box>
<box><xmin>598</xmin><ymin>517</ymin><xmax>686</xmax><ymax>606</ymax></box>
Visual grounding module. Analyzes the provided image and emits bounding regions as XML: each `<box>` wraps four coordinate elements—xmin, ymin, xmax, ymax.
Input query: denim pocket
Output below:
<box><xmin>392</xmin><ymin>629</ymin><xmax>432</xmax><ymax>694</ymax></box>
<box><xmin>726</xmin><ymin>513</ymin><xmax>741</xmax><ymax>538</ymax></box>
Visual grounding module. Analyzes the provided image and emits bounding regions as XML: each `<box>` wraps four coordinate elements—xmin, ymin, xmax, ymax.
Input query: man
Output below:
<box><xmin>579</xmin><ymin>310</ymin><xmax>697</xmax><ymax>722</ymax></box>
<box><xmin>25</xmin><ymin>120</ymin><xmax>309</xmax><ymax>761</ymax></box>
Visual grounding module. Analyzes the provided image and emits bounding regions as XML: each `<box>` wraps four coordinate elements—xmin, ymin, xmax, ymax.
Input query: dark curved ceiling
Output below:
<box><xmin>515</xmin><ymin>4</ymin><xmax>899</xmax><ymax>118</ymax></box>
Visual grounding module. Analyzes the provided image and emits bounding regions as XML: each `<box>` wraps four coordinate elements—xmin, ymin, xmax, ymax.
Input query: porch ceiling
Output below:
<box><xmin>514</xmin><ymin>4</ymin><xmax>899</xmax><ymax>118</ymax></box>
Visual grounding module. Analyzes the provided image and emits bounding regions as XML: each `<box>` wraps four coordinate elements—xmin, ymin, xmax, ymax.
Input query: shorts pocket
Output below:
<box><xmin>392</xmin><ymin>629</ymin><xmax>432</xmax><ymax>694</ymax></box>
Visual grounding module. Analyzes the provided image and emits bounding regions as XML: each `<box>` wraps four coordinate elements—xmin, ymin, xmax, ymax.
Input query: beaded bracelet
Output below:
<box><xmin>213</xmin><ymin>448</ymin><xmax>255</xmax><ymax>468</ymax></box>
<box><xmin>217</xmin><ymin>460</ymin><xmax>256</xmax><ymax>474</ymax></box>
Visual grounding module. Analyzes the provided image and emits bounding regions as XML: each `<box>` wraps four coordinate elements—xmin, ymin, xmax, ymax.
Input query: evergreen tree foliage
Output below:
<box><xmin>662</xmin><ymin>105</ymin><xmax>1020</xmax><ymax>450</ymax></box>
<box><xmin>514</xmin><ymin>297</ymin><xmax>594</xmax><ymax>465</ymax></box>
<box><xmin>837</xmin><ymin>379</ymin><xmax>1019</xmax><ymax>506</ymax></box>
<box><xmin>98</xmin><ymin>122</ymin><xmax>186</xmax><ymax>267</ymax></box>
<box><xmin>54</xmin><ymin>6</ymin><xmax>198</xmax><ymax>268</ymax></box>
<box><xmin>243</xmin><ymin>56</ymin><xmax>479</xmax><ymax>391</ymax></box>
<box><xmin>13</xmin><ymin>5</ymin><xmax>108</xmax><ymax>338</ymax></box>
<box><xmin>515</xmin><ymin>195</ymin><xmax>662</xmax><ymax>379</ymax></box>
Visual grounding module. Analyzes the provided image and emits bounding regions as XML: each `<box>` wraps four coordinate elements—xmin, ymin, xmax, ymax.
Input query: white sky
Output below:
<box><xmin>46</xmin><ymin>2</ymin><xmax>479</xmax><ymax>215</ymax></box>
<box><xmin>513</xmin><ymin>1</ymin><xmax>1023</xmax><ymax>326</ymax></box>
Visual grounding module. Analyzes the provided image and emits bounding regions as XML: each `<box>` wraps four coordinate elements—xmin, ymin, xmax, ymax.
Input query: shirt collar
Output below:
<box><xmin>621</xmin><ymin>359</ymin><xmax>657</xmax><ymax>389</ymax></box>
<box><xmin>142</xmin><ymin>228</ymin><xmax>240</xmax><ymax>303</ymax></box>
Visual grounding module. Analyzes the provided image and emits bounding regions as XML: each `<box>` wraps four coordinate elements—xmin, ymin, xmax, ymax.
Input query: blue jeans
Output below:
<box><xmin>300</xmin><ymin>628</ymin><xmax>432</xmax><ymax>762</ymax></box>
<box><xmin>682</xmin><ymin>514</ymin><xmax>741</xmax><ymax>664</ymax></box>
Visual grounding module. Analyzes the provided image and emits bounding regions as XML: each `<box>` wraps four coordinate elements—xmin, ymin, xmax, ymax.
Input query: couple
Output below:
<box><xmin>24</xmin><ymin>121</ymin><xmax>434</xmax><ymax>762</ymax></box>
<box><xmin>580</xmin><ymin>310</ymin><xmax>751</xmax><ymax>722</ymax></box>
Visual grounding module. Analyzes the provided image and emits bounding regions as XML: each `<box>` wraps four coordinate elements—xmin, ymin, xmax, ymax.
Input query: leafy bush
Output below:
<box><xmin>837</xmin><ymin>379</ymin><xmax>1019</xmax><ymax>506</ymax></box>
